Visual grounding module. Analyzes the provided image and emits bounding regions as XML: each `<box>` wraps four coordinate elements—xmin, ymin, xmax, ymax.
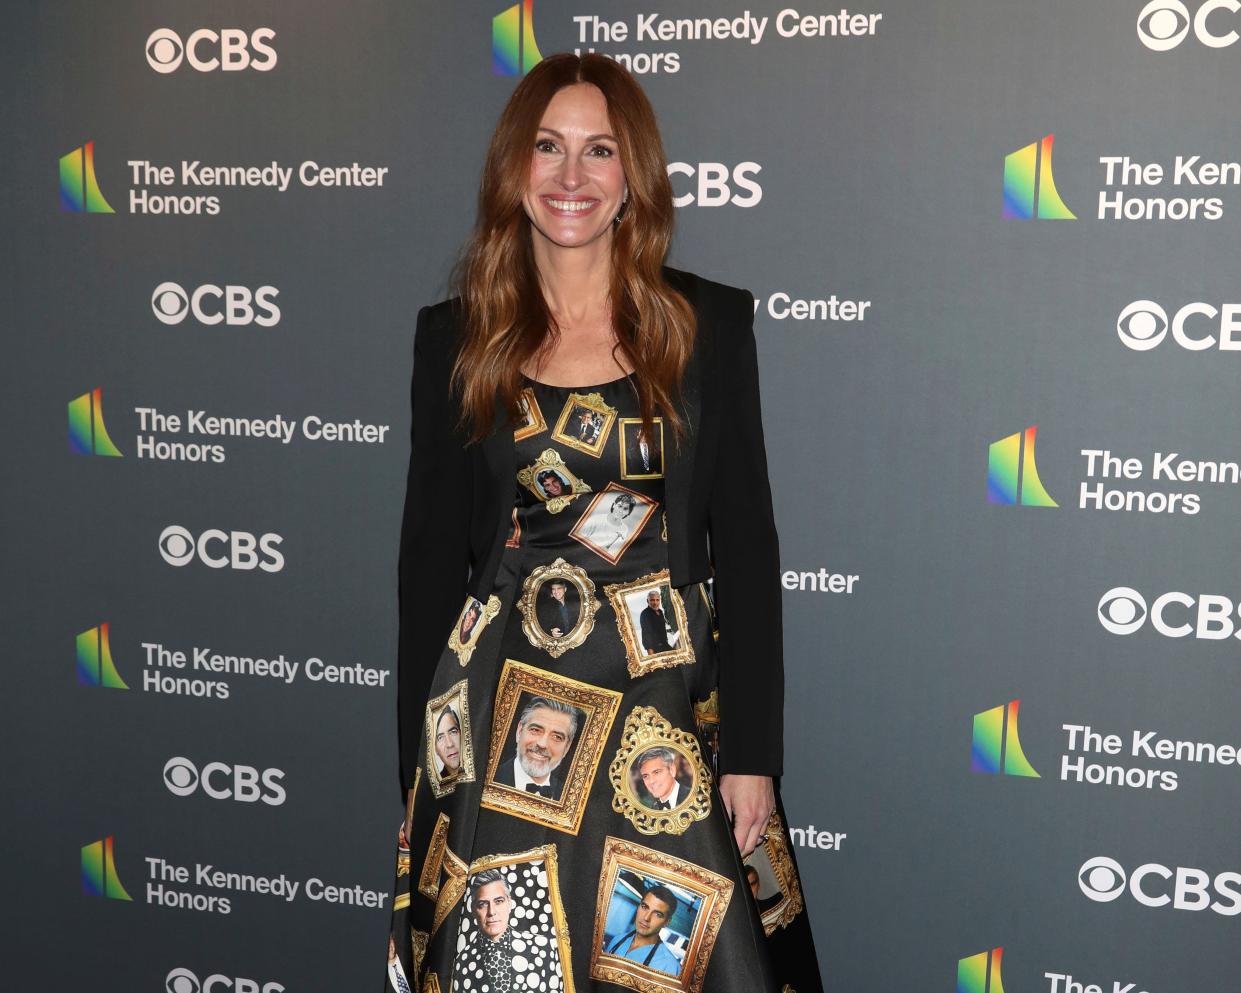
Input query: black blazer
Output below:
<box><xmin>396</xmin><ymin>267</ymin><xmax>785</xmax><ymax>791</ymax></box>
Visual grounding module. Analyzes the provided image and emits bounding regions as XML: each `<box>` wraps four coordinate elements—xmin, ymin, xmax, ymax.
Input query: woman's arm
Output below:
<box><xmin>705</xmin><ymin>287</ymin><xmax>783</xmax><ymax>856</ymax></box>
<box><xmin>396</xmin><ymin>304</ymin><xmax>475</xmax><ymax>798</ymax></box>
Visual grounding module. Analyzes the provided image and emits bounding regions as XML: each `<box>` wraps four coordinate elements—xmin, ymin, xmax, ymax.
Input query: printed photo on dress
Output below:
<box><xmin>569</xmin><ymin>482</ymin><xmax>657</xmax><ymax>564</ymax></box>
<box><xmin>603</xmin><ymin>569</ymin><xmax>696</xmax><ymax>677</ymax></box>
<box><xmin>388</xmin><ymin>933</ymin><xmax>411</xmax><ymax>993</ymax></box>
<box><xmin>514</xmin><ymin>386</ymin><xmax>548</xmax><ymax>441</ymax></box>
<box><xmin>692</xmin><ymin>690</ymin><xmax>720</xmax><ymax>776</ymax></box>
<box><xmin>481</xmin><ymin>659</ymin><xmax>622</xmax><ymax>834</ymax></box>
<box><xmin>451</xmin><ymin>846</ymin><xmax>574</xmax><ymax>993</ymax></box>
<box><xmin>517</xmin><ymin>448</ymin><xmax>592</xmax><ymax>514</ymax></box>
<box><xmin>591</xmin><ymin>837</ymin><xmax>733</xmax><ymax>993</ymax></box>
<box><xmin>424</xmin><ymin>680</ymin><xmax>475</xmax><ymax>798</ymax></box>
<box><xmin>743</xmin><ymin>811</ymin><xmax>806</xmax><ymax>936</ymax></box>
<box><xmin>447</xmin><ymin>594</ymin><xmax>501</xmax><ymax>666</ymax></box>
<box><xmin>619</xmin><ymin>416</ymin><xmax>665</xmax><ymax>479</ymax></box>
<box><xmin>551</xmin><ymin>390</ymin><xmax>618</xmax><ymax>458</ymax></box>
<box><xmin>516</xmin><ymin>557</ymin><xmax>599</xmax><ymax>657</ymax></box>
<box><xmin>608</xmin><ymin>706</ymin><xmax>712</xmax><ymax>836</ymax></box>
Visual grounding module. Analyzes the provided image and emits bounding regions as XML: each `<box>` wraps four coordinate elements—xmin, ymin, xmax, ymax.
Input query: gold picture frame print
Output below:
<box><xmin>619</xmin><ymin>416</ymin><xmax>665</xmax><ymax>479</ymax></box>
<box><xmin>551</xmin><ymin>391</ymin><xmax>618</xmax><ymax>457</ymax></box>
<box><xmin>569</xmin><ymin>481</ymin><xmax>658</xmax><ymax>565</ymax></box>
<box><xmin>514</xmin><ymin>386</ymin><xmax>548</xmax><ymax>441</ymax></box>
<box><xmin>609</xmin><ymin>705</ymin><xmax>712</xmax><ymax>836</ymax></box>
<box><xmin>481</xmin><ymin>659</ymin><xmax>622</xmax><ymax>835</ymax></box>
<box><xmin>516</xmin><ymin>557</ymin><xmax>599</xmax><ymax>658</ymax></box>
<box><xmin>603</xmin><ymin>569</ymin><xmax>696</xmax><ymax>677</ymax></box>
<box><xmin>447</xmin><ymin>594</ymin><xmax>500</xmax><ymax>666</ymax></box>
<box><xmin>517</xmin><ymin>448</ymin><xmax>592</xmax><ymax>514</ymax></box>
<box><xmin>417</xmin><ymin>811</ymin><xmax>451</xmax><ymax>900</ymax></box>
<box><xmin>459</xmin><ymin>845</ymin><xmax>578</xmax><ymax>993</ymax></box>
<box><xmin>431</xmin><ymin>846</ymin><xmax>467</xmax><ymax>936</ymax></box>
<box><xmin>591</xmin><ymin>836</ymin><xmax>733</xmax><ymax>993</ymax></box>
<box><xmin>745</xmin><ymin>811</ymin><xmax>806</xmax><ymax>937</ymax></box>
<box><xmin>424</xmin><ymin>679</ymin><xmax>475</xmax><ymax>798</ymax></box>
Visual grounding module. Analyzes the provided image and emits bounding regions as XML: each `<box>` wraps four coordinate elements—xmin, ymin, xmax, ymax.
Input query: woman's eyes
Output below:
<box><xmin>535</xmin><ymin>140</ymin><xmax>614</xmax><ymax>158</ymax></box>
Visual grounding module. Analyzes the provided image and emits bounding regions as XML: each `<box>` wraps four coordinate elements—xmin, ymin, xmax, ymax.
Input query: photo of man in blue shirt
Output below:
<box><xmin>605</xmin><ymin>885</ymin><xmax>683</xmax><ymax>976</ymax></box>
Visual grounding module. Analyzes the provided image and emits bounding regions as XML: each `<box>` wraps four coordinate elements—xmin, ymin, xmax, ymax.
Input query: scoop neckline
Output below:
<box><xmin>524</xmin><ymin>370</ymin><xmax>635</xmax><ymax>390</ymax></box>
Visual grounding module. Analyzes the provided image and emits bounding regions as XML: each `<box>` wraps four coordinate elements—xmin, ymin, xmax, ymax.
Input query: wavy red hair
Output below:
<box><xmin>451</xmin><ymin>52</ymin><xmax>696</xmax><ymax>444</ymax></box>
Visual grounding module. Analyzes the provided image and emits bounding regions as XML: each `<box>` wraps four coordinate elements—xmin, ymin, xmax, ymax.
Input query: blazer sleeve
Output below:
<box><xmin>706</xmin><ymin>289</ymin><xmax>785</xmax><ymax>778</ymax></box>
<box><xmin>396</xmin><ymin>305</ymin><xmax>474</xmax><ymax>796</ymax></box>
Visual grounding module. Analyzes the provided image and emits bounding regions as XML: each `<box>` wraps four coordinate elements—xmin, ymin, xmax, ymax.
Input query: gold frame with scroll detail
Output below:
<box><xmin>551</xmin><ymin>390</ymin><xmax>618</xmax><ymax>457</ymax></box>
<box><xmin>481</xmin><ymin>659</ymin><xmax>622</xmax><ymax>835</ymax></box>
<box><xmin>430</xmin><ymin>846</ymin><xmax>467</xmax><ymax>937</ymax></box>
<box><xmin>517</xmin><ymin>448</ymin><xmax>592</xmax><ymax>514</ymax></box>
<box><xmin>609</xmin><ymin>705</ymin><xmax>712</xmax><ymax>837</ymax></box>
<box><xmin>417</xmin><ymin>812</ymin><xmax>450</xmax><ymax>900</ymax></box>
<box><xmin>591</xmin><ymin>836</ymin><xmax>733</xmax><ymax>993</ymax></box>
<box><xmin>745</xmin><ymin>810</ymin><xmax>806</xmax><ymax>937</ymax></box>
<box><xmin>516</xmin><ymin>557</ymin><xmax>599</xmax><ymax>658</ymax></box>
<box><xmin>447</xmin><ymin>594</ymin><xmax>500</xmax><ymax>666</ymax></box>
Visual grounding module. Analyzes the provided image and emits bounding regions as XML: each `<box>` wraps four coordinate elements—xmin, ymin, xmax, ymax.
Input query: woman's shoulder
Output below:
<box><xmin>662</xmin><ymin>265</ymin><xmax>752</xmax><ymax>310</ymax></box>
<box><xmin>413</xmin><ymin>295</ymin><xmax>465</xmax><ymax>359</ymax></box>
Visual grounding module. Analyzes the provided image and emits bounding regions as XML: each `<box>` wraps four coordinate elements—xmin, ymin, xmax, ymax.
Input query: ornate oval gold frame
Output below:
<box><xmin>516</xmin><ymin>557</ymin><xmax>599</xmax><ymax>658</ymax></box>
<box><xmin>517</xmin><ymin>447</ymin><xmax>592</xmax><ymax>513</ymax></box>
<box><xmin>609</xmin><ymin>705</ymin><xmax>712</xmax><ymax>836</ymax></box>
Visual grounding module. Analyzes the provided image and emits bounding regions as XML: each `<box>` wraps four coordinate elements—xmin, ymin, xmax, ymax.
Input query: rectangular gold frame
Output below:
<box><xmin>480</xmin><ymin>659</ymin><xmax>622</xmax><ymax>834</ymax></box>
<box><xmin>591</xmin><ymin>836</ymin><xmax>733</xmax><ymax>993</ymax></box>
<box><xmin>418</xmin><ymin>811</ymin><xmax>451</xmax><ymax>899</ymax></box>
<box><xmin>514</xmin><ymin>386</ymin><xmax>548</xmax><ymax>441</ymax></box>
<box><xmin>464</xmin><ymin>844</ymin><xmax>577</xmax><ymax>993</ymax></box>
<box><xmin>619</xmin><ymin>416</ymin><xmax>665</xmax><ymax>479</ymax></box>
<box><xmin>604</xmin><ymin>569</ymin><xmax>695</xmax><ymax>677</ymax></box>
<box><xmin>568</xmin><ymin>481</ymin><xmax>658</xmax><ymax>565</ymax></box>
<box><xmin>424</xmin><ymin>679</ymin><xmax>475</xmax><ymax>798</ymax></box>
<box><xmin>550</xmin><ymin>390</ymin><xmax>618</xmax><ymax>457</ymax></box>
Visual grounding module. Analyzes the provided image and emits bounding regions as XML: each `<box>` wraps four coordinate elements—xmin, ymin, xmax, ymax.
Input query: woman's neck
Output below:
<box><xmin>532</xmin><ymin>233</ymin><xmax>613</xmax><ymax>325</ymax></box>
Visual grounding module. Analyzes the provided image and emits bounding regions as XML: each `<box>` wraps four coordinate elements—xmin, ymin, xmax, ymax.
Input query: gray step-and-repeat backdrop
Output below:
<box><xmin>6</xmin><ymin>1</ymin><xmax>1240</xmax><ymax>990</ymax></box>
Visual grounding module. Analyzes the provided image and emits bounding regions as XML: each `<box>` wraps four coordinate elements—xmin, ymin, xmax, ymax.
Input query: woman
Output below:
<box><xmin>386</xmin><ymin>53</ymin><xmax>822</xmax><ymax>993</ymax></box>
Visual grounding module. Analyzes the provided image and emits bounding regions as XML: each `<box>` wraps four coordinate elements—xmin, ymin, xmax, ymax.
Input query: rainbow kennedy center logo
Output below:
<box><xmin>1003</xmin><ymin>135</ymin><xmax>1075</xmax><ymax>220</ymax></box>
<box><xmin>972</xmin><ymin>700</ymin><xmax>1040</xmax><ymax>778</ymax></box>
<box><xmin>493</xmin><ymin>0</ymin><xmax>543</xmax><ymax>75</ymax></box>
<box><xmin>69</xmin><ymin>388</ymin><xmax>123</xmax><ymax>457</ymax></box>
<box><xmin>77</xmin><ymin>623</ymin><xmax>128</xmax><ymax>689</ymax></box>
<box><xmin>60</xmin><ymin>141</ymin><xmax>115</xmax><ymax>213</ymax></box>
<box><xmin>958</xmin><ymin>947</ymin><xmax>1006</xmax><ymax>993</ymax></box>
<box><xmin>82</xmin><ymin>836</ymin><xmax>133</xmax><ymax>900</ymax></box>
<box><xmin>987</xmin><ymin>426</ymin><xmax>1057</xmax><ymax>508</ymax></box>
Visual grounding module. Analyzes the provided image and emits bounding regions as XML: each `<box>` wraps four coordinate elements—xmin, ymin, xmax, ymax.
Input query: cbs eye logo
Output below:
<box><xmin>166</xmin><ymin>967</ymin><xmax>285</xmax><ymax>993</ymax></box>
<box><xmin>1116</xmin><ymin>299</ymin><xmax>1241</xmax><ymax>351</ymax></box>
<box><xmin>145</xmin><ymin>27</ymin><xmax>278</xmax><ymax>73</ymax></box>
<box><xmin>1138</xmin><ymin>1</ymin><xmax>1241</xmax><ymax>50</ymax></box>
<box><xmin>1137</xmin><ymin>1</ymin><xmax>1192</xmax><ymax>49</ymax></box>
<box><xmin>163</xmin><ymin>756</ymin><xmax>287</xmax><ymax>805</ymax></box>
<box><xmin>1116</xmin><ymin>301</ymin><xmax>1168</xmax><ymax>350</ymax></box>
<box><xmin>1097</xmin><ymin>587</ymin><xmax>1148</xmax><ymax>634</ymax></box>
<box><xmin>1079</xmin><ymin>856</ymin><xmax>1128</xmax><ymax>901</ymax></box>
<box><xmin>152</xmin><ymin>282</ymin><xmax>281</xmax><ymax>327</ymax></box>
<box><xmin>159</xmin><ymin>525</ymin><xmax>286</xmax><ymax>572</ymax></box>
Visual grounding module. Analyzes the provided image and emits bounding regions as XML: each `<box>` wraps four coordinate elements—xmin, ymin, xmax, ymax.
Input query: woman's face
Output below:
<box><xmin>523</xmin><ymin>82</ymin><xmax>627</xmax><ymax>252</ymax></box>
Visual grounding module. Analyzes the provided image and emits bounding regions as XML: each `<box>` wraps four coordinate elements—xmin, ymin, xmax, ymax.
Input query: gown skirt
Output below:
<box><xmin>384</xmin><ymin>373</ymin><xmax>823</xmax><ymax>993</ymax></box>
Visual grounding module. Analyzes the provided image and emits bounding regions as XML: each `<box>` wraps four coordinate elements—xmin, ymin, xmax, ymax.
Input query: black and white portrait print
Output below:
<box><xmin>569</xmin><ymin>482</ymin><xmax>657</xmax><ymax>565</ymax></box>
<box><xmin>451</xmin><ymin>856</ymin><xmax>570</xmax><ymax>993</ymax></box>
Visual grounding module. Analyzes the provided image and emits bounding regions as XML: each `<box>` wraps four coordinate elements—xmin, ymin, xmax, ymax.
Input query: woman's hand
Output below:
<box><xmin>718</xmin><ymin>773</ymin><xmax>775</xmax><ymax>858</ymax></box>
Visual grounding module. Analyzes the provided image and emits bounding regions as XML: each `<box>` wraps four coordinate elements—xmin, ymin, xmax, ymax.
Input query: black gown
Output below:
<box><xmin>384</xmin><ymin>373</ymin><xmax>823</xmax><ymax>993</ymax></box>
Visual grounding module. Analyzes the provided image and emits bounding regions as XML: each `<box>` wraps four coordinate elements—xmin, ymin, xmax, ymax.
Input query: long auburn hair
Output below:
<box><xmin>451</xmin><ymin>53</ymin><xmax>696</xmax><ymax>444</ymax></box>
